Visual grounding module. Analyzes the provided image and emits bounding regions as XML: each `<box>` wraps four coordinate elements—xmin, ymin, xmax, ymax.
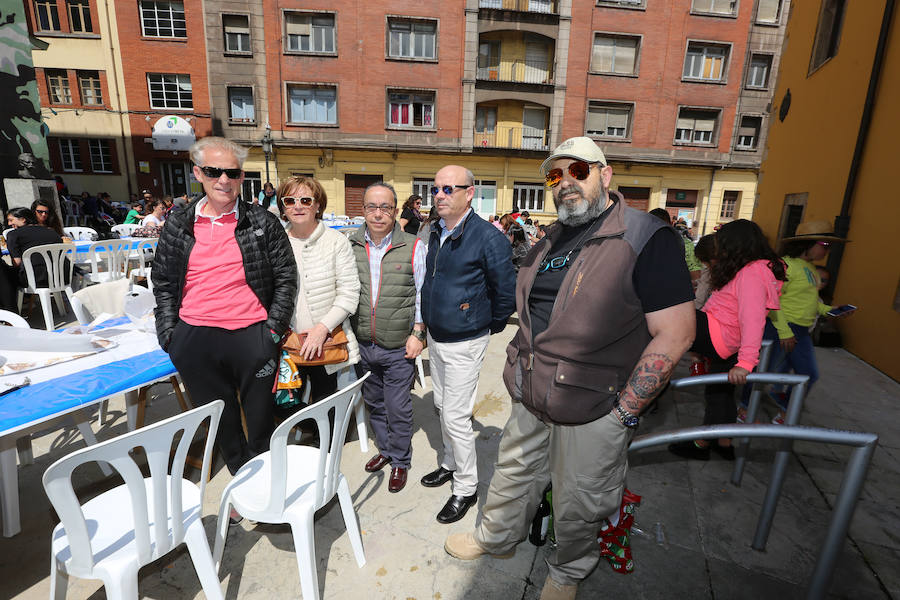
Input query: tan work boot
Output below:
<box><xmin>539</xmin><ymin>576</ymin><xmax>577</xmax><ymax>600</ymax></box>
<box><xmin>444</xmin><ymin>532</ymin><xmax>514</xmax><ymax>560</ymax></box>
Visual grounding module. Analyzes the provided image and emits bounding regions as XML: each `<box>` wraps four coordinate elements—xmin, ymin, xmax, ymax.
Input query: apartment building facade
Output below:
<box><xmin>26</xmin><ymin>0</ymin><xmax>133</xmax><ymax>200</ymax></box>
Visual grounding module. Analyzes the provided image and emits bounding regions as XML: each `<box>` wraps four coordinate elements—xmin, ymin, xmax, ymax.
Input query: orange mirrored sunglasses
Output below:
<box><xmin>545</xmin><ymin>160</ymin><xmax>597</xmax><ymax>188</ymax></box>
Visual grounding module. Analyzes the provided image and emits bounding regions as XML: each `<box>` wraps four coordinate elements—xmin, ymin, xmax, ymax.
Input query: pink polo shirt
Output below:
<box><xmin>179</xmin><ymin>199</ymin><xmax>268</xmax><ymax>329</ymax></box>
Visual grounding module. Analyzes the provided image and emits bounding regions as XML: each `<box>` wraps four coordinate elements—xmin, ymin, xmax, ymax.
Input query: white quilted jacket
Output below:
<box><xmin>288</xmin><ymin>222</ymin><xmax>360</xmax><ymax>374</ymax></box>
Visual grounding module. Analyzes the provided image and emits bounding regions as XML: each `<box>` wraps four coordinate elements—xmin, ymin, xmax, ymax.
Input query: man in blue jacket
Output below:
<box><xmin>421</xmin><ymin>164</ymin><xmax>516</xmax><ymax>524</ymax></box>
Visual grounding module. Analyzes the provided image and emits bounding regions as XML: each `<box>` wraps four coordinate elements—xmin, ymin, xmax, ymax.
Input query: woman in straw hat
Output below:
<box><xmin>737</xmin><ymin>220</ymin><xmax>851</xmax><ymax>424</ymax></box>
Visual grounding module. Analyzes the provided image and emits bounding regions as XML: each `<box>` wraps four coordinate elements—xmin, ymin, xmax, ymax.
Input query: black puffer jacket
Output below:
<box><xmin>151</xmin><ymin>199</ymin><xmax>298</xmax><ymax>350</ymax></box>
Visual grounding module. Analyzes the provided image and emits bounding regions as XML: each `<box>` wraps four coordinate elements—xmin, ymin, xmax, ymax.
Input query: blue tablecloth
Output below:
<box><xmin>0</xmin><ymin>318</ymin><xmax>175</xmax><ymax>436</ymax></box>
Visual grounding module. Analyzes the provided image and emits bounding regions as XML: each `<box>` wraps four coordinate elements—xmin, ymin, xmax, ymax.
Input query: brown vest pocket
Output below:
<box><xmin>543</xmin><ymin>359</ymin><xmax>619</xmax><ymax>425</ymax></box>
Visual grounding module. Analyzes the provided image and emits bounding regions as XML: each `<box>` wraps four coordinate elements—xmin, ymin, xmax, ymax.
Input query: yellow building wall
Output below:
<box><xmin>752</xmin><ymin>0</ymin><xmax>900</xmax><ymax>380</ymax></box>
<box><xmin>244</xmin><ymin>148</ymin><xmax>556</xmax><ymax>220</ymax></box>
<box><xmin>611</xmin><ymin>164</ymin><xmax>757</xmax><ymax>236</ymax></box>
<box><xmin>33</xmin><ymin>0</ymin><xmax>132</xmax><ymax>200</ymax></box>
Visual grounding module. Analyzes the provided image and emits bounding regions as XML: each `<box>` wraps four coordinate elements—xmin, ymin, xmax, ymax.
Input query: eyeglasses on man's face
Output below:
<box><xmin>430</xmin><ymin>185</ymin><xmax>471</xmax><ymax>197</ymax></box>
<box><xmin>198</xmin><ymin>166</ymin><xmax>243</xmax><ymax>180</ymax></box>
<box><xmin>545</xmin><ymin>160</ymin><xmax>601</xmax><ymax>188</ymax></box>
<box><xmin>364</xmin><ymin>204</ymin><xmax>396</xmax><ymax>215</ymax></box>
<box><xmin>282</xmin><ymin>196</ymin><xmax>315</xmax><ymax>207</ymax></box>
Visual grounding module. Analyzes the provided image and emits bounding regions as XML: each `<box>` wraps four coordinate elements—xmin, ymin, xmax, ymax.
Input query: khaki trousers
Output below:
<box><xmin>475</xmin><ymin>401</ymin><xmax>633</xmax><ymax>585</ymax></box>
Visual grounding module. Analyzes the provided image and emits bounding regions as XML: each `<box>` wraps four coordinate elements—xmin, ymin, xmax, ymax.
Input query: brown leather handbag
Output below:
<box><xmin>282</xmin><ymin>325</ymin><xmax>349</xmax><ymax>367</ymax></box>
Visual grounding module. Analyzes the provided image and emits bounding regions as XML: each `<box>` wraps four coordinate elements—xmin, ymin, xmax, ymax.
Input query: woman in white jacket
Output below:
<box><xmin>276</xmin><ymin>175</ymin><xmax>360</xmax><ymax>401</ymax></box>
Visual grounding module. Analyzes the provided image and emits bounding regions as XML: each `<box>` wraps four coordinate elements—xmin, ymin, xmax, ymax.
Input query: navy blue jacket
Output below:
<box><xmin>422</xmin><ymin>210</ymin><xmax>516</xmax><ymax>342</ymax></box>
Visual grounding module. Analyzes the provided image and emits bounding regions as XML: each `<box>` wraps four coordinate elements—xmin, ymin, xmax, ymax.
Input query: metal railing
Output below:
<box><xmin>630</xmin><ymin>422</ymin><xmax>877</xmax><ymax>600</ymax></box>
<box><xmin>474</xmin><ymin>125</ymin><xmax>549</xmax><ymax>151</ymax></box>
<box><xmin>476</xmin><ymin>59</ymin><xmax>554</xmax><ymax>85</ymax></box>
<box><xmin>478</xmin><ymin>0</ymin><xmax>559</xmax><ymax>14</ymax></box>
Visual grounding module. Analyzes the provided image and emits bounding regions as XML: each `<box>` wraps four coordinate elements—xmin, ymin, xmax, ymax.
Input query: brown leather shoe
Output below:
<box><xmin>365</xmin><ymin>454</ymin><xmax>390</xmax><ymax>473</ymax></box>
<box><xmin>388</xmin><ymin>467</ymin><xmax>407</xmax><ymax>492</ymax></box>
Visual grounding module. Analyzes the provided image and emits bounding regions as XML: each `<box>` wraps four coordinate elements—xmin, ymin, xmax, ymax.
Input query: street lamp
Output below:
<box><xmin>261</xmin><ymin>123</ymin><xmax>273</xmax><ymax>186</ymax></box>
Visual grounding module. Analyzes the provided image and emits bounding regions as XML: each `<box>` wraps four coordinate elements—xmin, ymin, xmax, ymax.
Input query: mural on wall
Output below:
<box><xmin>0</xmin><ymin>1</ymin><xmax>51</xmax><ymax>210</ymax></box>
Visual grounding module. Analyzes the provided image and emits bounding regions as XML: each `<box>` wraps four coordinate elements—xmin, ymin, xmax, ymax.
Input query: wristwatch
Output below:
<box><xmin>412</xmin><ymin>329</ymin><xmax>426</xmax><ymax>342</ymax></box>
<box><xmin>613</xmin><ymin>402</ymin><xmax>640</xmax><ymax>428</ymax></box>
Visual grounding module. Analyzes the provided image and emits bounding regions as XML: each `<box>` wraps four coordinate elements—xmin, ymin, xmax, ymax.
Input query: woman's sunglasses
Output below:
<box><xmin>198</xmin><ymin>166</ymin><xmax>243</xmax><ymax>179</ymax></box>
<box><xmin>282</xmin><ymin>196</ymin><xmax>315</xmax><ymax>207</ymax></box>
<box><xmin>545</xmin><ymin>160</ymin><xmax>598</xmax><ymax>188</ymax></box>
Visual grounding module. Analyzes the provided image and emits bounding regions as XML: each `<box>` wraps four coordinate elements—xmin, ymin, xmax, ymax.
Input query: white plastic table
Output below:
<box><xmin>0</xmin><ymin>320</ymin><xmax>176</xmax><ymax>537</ymax></box>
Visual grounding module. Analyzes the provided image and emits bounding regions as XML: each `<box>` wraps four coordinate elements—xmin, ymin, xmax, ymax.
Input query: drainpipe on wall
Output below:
<box><xmin>825</xmin><ymin>0</ymin><xmax>895</xmax><ymax>298</ymax></box>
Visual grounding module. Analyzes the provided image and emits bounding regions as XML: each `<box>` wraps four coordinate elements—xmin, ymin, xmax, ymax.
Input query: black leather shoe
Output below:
<box><xmin>437</xmin><ymin>493</ymin><xmax>477</xmax><ymax>524</ymax></box>
<box><xmin>421</xmin><ymin>466</ymin><xmax>454</xmax><ymax>488</ymax></box>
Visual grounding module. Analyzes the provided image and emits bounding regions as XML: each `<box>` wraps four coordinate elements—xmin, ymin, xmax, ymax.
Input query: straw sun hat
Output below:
<box><xmin>781</xmin><ymin>220</ymin><xmax>849</xmax><ymax>243</ymax></box>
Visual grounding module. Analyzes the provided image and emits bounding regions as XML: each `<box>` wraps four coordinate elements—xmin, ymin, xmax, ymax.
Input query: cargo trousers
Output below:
<box><xmin>474</xmin><ymin>401</ymin><xmax>634</xmax><ymax>585</ymax></box>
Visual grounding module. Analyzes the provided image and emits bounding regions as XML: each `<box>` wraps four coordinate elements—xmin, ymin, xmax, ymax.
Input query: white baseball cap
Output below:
<box><xmin>539</xmin><ymin>137</ymin><xmax>607</xmax><ymax>174</ymax></box>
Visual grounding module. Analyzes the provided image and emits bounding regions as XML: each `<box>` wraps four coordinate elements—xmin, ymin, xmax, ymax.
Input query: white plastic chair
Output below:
<box><xmin>87</xmin><ymin>239</ymin><xmax>132</xmax><ymax>284</ymax></box>
<box><xmin>63</xmin><ymin>226</ymin><xmax>97</xmax><ymax>241</ymax></box>
<box><xmin>62</xmin><ymin>199</ymin><xmax>82</xmax><ymax>227</ymax></box>
<box><xmin>111</xmin><ymin>224</ymin><xmax>141</xmax><ymax>237</ymax></box>
<box><xmin>66</xmin><ymin>278</ymin><xmax>133</xmax><ymax>325</ymax></box>
<box><xmin>43</xmin><ymin>400</ymin><xmax>225</xmax><ymax>600</ymax></box>
<box><xmin>2</xmin><ymin>227</ymin><xmax>14</xmax><ymax>240</ymax></box>
<box><xmin>0</xmin><ymin>309</ymin><xmax>28</xmax><ymax>327</ymax></box>
<box><xmin>213</xmin><ymin>374</ymin><xmax>369</xmax><ymax>600</ymax></box>
<box><xmin>128</xmin><ymin>238</ymin><xmax>158</xmax><ymax>290</ymax></box>
<box><xmin>17</xmin><ymin>243</ymin><xmax>76</xmax><ymax>330</ymax></box>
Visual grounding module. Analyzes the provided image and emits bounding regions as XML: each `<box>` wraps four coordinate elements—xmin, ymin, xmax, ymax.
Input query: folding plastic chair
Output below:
<box><xmin>87</xmin><ymin>239</ymin><xmax>132</xmax><ymax>284</ymax></box>
<box><xmin>16</xmin><ymin>243</ymin><xmax>76</xmax><ymax>330</ymax></box>
<box><xmin>43</xmin><ymin>400</ymin><xmax>225</xmax><ymax>600</ymax></box>
<box><xmin>111</xmin><ymin>224</ymin><xmax>141</xmax><ymax>237</ymax></box>
<box><xmin>128</xmin><ymin>238</ymin><xmax>158</xmax><ymax>290</ymax></box>
<box><xmin>63</xmin><ymin>226</ymin><xmax>97</xmax><ymax>241</ymax></box>
<box><xmin>213</xmin><ymin>374</ymin><xmax>370</xmax><ymax>600</ymax></box>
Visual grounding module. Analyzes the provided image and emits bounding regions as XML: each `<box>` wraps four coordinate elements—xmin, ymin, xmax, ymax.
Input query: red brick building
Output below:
<box><xmin>115</xmin><ymin>0</ymin><xmax>213</xmax><ymax>198</ymax></box>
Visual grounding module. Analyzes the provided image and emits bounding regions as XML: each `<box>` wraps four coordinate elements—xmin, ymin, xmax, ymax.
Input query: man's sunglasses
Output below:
<box><xmin>430</xmin><ymin>185</ymin><xmax>470</xmax><ymax>197</ymax></box>
<box><xmin>545</xmin><ymin>160</ymin><xmax>600</xmax><ymax>188</ymax></box>
<box><xmin>282</xmin><ymin>196</ymin><xmax>315</xmax><ymax>207</ymax></box>
<box><xmin>198</xmin><ymin>166</ymin><xmax>243</xmax><ymax>179</ymax></box>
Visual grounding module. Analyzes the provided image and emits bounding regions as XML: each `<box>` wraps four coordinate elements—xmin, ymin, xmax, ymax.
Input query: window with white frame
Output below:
<box><xmin>388</xmin><ymin>90</ymin><xmax>434</xmax><ymax>128</ymax></box>
<box><xmin>735</xmin><ymin>115</ymin><xmax>762</xmax><ymax>150</ymax></box>
<box><xmin>746</xmin><ymin>54</ymin><xmax>773</xmax><ymax>89</ymax></box>
<box><xmin>472</xmin><ymin>180</ymin><xmax>497</xmax><ymax>216</ymax></box>
<box><xmin>596</xmin><ymin>0</ymin><xmax>646</xmax><ymax>8</ymax></box>
<box><xmin>756</xmin><ymin>0</ymin><xmax>782</xmax><ymax>24</ymax></box>
<box><xmin>288</xmin><ymin>85</ymin><xmax>337</xmax><ymax>124</ymax></box>
<box><xmin>285</xmin><ymin>12</ymin><xmax>335</xmax><ymax>53</ymax></box>
<box><xmin>675</xmin><ymin>108</ymin><xmax>719</xmax><ymax>145</ymax></box>
<box><xmin>242</xmin><ymin>171</ymin><xmax>261</xmax><ymax>203</ymax></box>
<box><xmin>88</xmin><ymin>139</ymin><xmax>112</xmax><ymax>173</ymax></box>
<box><xmin>59</xmin><ymin>138</ymin><xmax>82</xmax><ymax>171</ymax></box>
<box><xmin>223</xmin><ymin>14</ymin><xmax>251</xmax><ymax>53</ymax></box>
<box><xmin>683</xmin><ymin>42</ymin><xmax>729</xmax><ymax>82</ymax></box>
<box><xmin>720</xmin><ymin>190</ymin><xmax>740</xmax><ymax>219</ymax></box>
<box><xmin>34</xmin><ymin>0</ymin><xmax>61</xmax><ymax>31</ymax></box>
<box><xmin>514</xmin><ymin>182</ymin><xmax>545</xmax><ymax>212</ymax></box>
<box><xmin>67</xmin><ymin>0</ymin><xmax>93</xmax><ymax>32</ymax></box>
<box><xmin>46</xmin><ymin>69</ymin><xmax>71</xmax><ymax>104</ymax></box>
<box><xmin>228</xmin><ymin>87</ymin><xmax>255</xmax><ymax>123</ymax></box>
<box><xmin>147</xmin><ymin>73</ymin><xmax>192</xmax><ymax>109</ymax></box>
<box><xmin>77</xmin><ymin>70</ymin><xmax>102</xmax><ymax>105</ymax></box>
<box><xmin>591</xmin><ymin>34</ymin><xmax>639</xmax><ymax>75</ymax></box>
<box><xmin>388</xmin><ymin>18</ymin><xmax>436</xmax><ymax>60</ymax></box>
<box><xmin>413</xmin><ymin>178</ymin><xmax>433</xmax><ymax>210</ymax></box>
<box><xmin>140</xmin><ymin>1</ymin><xmax>186</xmax><ymax>38</ymax></box>
<box><xmin>585</xmin><ymin>101</ymin><xmax>632</xmax><ymax>139</ymax></box>
<box><xmin>691</xmin><ymin>0</ymin><xmax>736</xmax><ymax>16</ymax></box>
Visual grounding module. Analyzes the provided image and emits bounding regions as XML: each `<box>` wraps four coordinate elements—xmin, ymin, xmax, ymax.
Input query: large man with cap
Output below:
<box><xmin>420</xmin><ymin>164</ymin><xmax>516</xmax><ymax>525</ymax></box>
<box><xmin>443</xmin><ymin>138</ymin><xmax>696</xmax><ymax>599</ymax></box>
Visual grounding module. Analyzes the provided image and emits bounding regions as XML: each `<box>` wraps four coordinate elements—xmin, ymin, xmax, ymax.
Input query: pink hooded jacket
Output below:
<box><xmin>702</xmin><ymin>259</ymin><xmax>783</xmax><ymax>371</ymax></box>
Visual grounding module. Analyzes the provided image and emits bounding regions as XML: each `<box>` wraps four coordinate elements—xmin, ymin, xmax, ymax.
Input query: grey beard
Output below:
<box><xmin>556</xmin><ymin>191</ymin><xmax>605</xmax><ymax>226</ymax></box>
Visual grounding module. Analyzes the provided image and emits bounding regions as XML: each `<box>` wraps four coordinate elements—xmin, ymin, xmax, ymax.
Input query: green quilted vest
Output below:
<box><xmin>350</xmin><ymin>224</ymin><xmax>418</xmax><ymax>349</ymax></box>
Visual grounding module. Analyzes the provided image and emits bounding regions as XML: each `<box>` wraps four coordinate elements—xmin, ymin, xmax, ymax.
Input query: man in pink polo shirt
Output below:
<box><xmin>152</xmin><ymin>137</ymin><xmax>297</xmax><ymax>481</ymax></box>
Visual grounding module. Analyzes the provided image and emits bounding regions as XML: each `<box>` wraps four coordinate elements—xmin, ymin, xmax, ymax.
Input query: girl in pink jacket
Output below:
<box><xmin>669</xmin><ymin>219</ymin><xmax>786</xmax><ymax>461</ymax></box>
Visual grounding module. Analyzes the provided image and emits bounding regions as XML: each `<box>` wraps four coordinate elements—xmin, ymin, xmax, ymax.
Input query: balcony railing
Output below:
<box><xmin>475</xmin><ymin>126</ymin><xmax>549</xmax><ymax>151</ymax></box>
<box><xmin>476</xmin><ymin>59</ymin><xmax>554</xmax><ymax>85</ymax></box>
<box><xmin>479</xmin><ymin>0</ymin><xmax>559</xmax><ymax>14</ymax></box>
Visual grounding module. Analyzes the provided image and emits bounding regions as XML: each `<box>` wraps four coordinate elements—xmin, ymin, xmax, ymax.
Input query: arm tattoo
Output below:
<box><xmin>619</xmin><ymin>353</ymin><xmax>675</xmax><ymax>413</ymax></box>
